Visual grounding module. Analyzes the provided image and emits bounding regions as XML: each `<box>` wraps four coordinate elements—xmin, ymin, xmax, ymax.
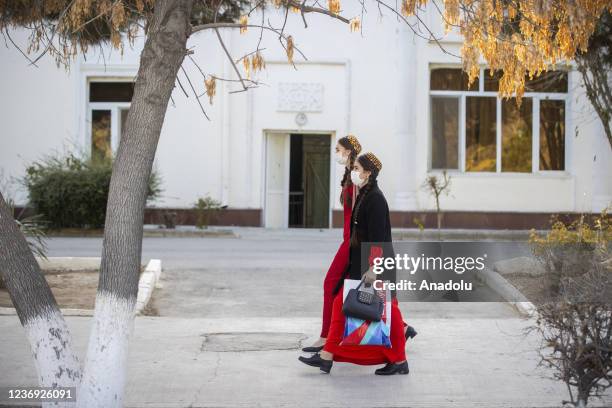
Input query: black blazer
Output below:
<box><xmin>334</xmin><ymin>180</ymin><xmax>397</xmax><ymax>297</ymax></box>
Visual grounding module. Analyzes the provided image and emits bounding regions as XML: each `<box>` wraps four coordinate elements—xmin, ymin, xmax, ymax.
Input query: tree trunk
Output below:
<box><xmin>76</xmin><ymin>1</ymin><xmax>193</xmax><ymax>406</ymax></box>
<box><xmin>576</xmin><ymin>53</ymin><xmax>612</xmax><ymax>151</ymax></box>
<box><xmin>0</xmin><ymin>192</ymin><xmax>81</xmax><ymax>407</ymax></box>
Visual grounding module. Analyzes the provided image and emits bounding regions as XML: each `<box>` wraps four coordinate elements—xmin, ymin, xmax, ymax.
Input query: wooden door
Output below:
<box><xmin>302</xmin><ymin>135</ymin><xmax>330</xmax><ymax>228</ymax></box>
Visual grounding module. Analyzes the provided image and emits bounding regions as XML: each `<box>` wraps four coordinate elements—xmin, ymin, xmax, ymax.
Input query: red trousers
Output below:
<box><xmin>323</xmin><ymin>285</ymin><xmax>407</xmax><ymax>365</ymax></box>
<box><xmin>320</xmin><ymin>239</ymin><xmax>350</xmax><ymax>338</ymax></box>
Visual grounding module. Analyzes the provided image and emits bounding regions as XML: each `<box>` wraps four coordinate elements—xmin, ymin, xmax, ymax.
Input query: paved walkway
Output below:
<box><xmin>1</xmin><ymin>231</ymin><xmax>611</xmax><ymax>407</ymax></box>
<box><xmin>2</xmin><ymin>312</ymin><xmax>602</xmax><ymax>408</ymax></box>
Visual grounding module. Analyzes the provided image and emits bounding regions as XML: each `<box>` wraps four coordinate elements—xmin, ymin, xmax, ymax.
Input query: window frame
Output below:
<box><xmin>430</xmin><ymin>95</ymin><xmax>461</xmax><ymax>171</ymax></box>
<box><xmin>86</xmin><ymin>77</ymin><xmax>134</xmax><ymax>159</ymax></box>
<box><xmin>428</xmin><ymin>65</ymin><xmax>569</xmax><ymax>176</ymax></box>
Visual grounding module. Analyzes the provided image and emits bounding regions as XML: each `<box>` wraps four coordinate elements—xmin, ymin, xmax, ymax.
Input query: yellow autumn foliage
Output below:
<box><xmin>286</xmin><ymin>35</ymin><xmax>294</xmax><ymax>64</ymax></box>
<box><xmin>204</xmin><ymin>76</ymin><xmax>216</xmax><ymax>104</ymax></box>
<box><xmin>396</xmin><ymin>0</ymin><xmax>611</xmax><ymax>101</ymax></box>
<box><xmin>529</xmin><ymin>209</ymin><xmax>611</xmax><ymax>250</ymax></box>
<box><xmin>239</xmin><ymin>15</ymin><xmax>248</xmax><ymax>34</ymax></box>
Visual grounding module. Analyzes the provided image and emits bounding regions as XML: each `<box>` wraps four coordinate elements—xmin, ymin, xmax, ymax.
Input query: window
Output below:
<box><xmin>430</xmin><ymin>67</ymin><xmax>567</xmax><ymax>173</ymax></box>
<box><xmin>502</xmin><ymin>98</ymin><xmax>532</xmax><ymax>172</ymax></box>
<box><xmin>466</xmin><ymin>96</ymin><xmax>496</xmax><ymax>171</ymax></box>
<box><xmin>431</xmin><ymin>97</ymin><xmax>459</xmax><ymax>169</ymax></box>
<box><xmin>430</xmin><ymin>68</ymin><xmax>479</xmax><ymax>91</ymax></box>
<box><xmin>484</xmin><ymin>69</ymin><xmax>568</xmax><ymax>93</ymax></box>
<box><xmin>88</xmin><ymin>81</ymin><xmax>134</xmax><ymax>161</ymax></box>
<box><xmin>91</xmin><ymin>110</ymin><xmax>112</xmax><ymax>162</ymax></box>
<box><xmin>540</xmin><ymin>100</ymin><xmax>565</xmax><ymax>170</ymax></box>
<box><xmin>90</xmin><ymin>82</ymin><xmax>134</xmax><ymax>102</ymax></box>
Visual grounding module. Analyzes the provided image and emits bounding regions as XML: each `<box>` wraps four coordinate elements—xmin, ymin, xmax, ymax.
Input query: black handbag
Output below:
<box><xmin>342</xmin><ymin>278</ymin><xmax>383</xmax><ymax>322</ymax></box>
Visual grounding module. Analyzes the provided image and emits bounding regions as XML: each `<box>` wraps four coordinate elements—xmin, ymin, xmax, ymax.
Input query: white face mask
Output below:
<box><xmin>335</xmin><ymin>151</ymin><xmax>348</xmax><ymax>165</ymax></box>
<box><xmin>351</xmin><ymin>170</ymin><xmax>365</xmax><ymax>187</ymax></box>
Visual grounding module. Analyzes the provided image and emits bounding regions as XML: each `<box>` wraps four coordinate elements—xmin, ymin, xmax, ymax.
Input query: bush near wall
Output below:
<box><xmin>24</xmin><ymin>153</ymin><xmax>162</xmax><ymax>229</ymax></box>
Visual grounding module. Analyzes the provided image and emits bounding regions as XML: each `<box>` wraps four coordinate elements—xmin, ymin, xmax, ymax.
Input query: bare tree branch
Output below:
<box><xmin>214</xmin><ymin>27</ymin><xmax>248</xmax><ymax>91</ymax></box>
<box><xmin>180</xmin><ymin>65</ymin><xmax>210</xmax><ymax>120</ymax></box>
<box><xmin>285</xmin><ymin>0</ymin><xmax>351</xmax><ymax>23</ymax></box>
<box><xmin>4</xmin><ymin>28</ymin><xmax>38</xmax><ymax>67</ymax></box>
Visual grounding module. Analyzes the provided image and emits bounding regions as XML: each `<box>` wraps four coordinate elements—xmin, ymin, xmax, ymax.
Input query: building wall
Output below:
<box><xmin>0</xmin><ymin>4</ymin><xmax>610</xmax><ymax>222</ymax></box>
<box><xmin>0</xmin><ymin>29</ymin><xmax>77</xmax><ymax>204</ymax></box>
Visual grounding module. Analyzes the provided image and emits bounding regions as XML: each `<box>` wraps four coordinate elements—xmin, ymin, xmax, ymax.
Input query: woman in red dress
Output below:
<box><xmin>300</xmin><ymin>152</ymin><xmax>411</xmax><ymax>375</ymax></box>
<box><xmin>301</xmin><ymin>135</ymin><xmax>362</xmax><ymax>352</ymax></box>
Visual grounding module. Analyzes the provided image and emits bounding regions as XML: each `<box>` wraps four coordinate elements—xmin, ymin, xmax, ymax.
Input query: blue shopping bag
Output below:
<box><xmin>340</xmin><ymin>279</ymin><xmax>392</xmax><ymax>347</ymax></box>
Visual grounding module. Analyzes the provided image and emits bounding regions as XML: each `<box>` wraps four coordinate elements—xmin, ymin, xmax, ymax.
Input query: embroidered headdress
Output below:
<box><xmin>345</xmin><ymin>134</ymin><xmax>362</xmax><ymax>154</ymax></box>
<box><xmin>362</xmin><ymin>152</ymin><xmax>382</xmax><ymax>171</ymax></box>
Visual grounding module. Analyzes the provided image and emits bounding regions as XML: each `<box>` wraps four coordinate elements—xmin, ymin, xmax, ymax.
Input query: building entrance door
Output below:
<box><xmin>288</xmin><ymin>133</ymin><xmax>330</xmax><ymax>228</ymax></box>
<box><xmin>263</xmin><ymin>131</ymin><xmax>331</xmax><ymax>228</ymax></box>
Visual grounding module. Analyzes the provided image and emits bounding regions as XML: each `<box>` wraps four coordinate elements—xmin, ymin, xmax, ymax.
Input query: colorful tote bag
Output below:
<box><xmin>340</xmin><ymin>279</ymin><xmax>392</xmax><ymax>347</ymax></box>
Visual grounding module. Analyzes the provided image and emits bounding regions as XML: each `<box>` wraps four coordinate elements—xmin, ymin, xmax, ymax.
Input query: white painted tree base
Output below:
<box><xmin>23</xmin><ymin>307</ymin><xmax>82</xmax><ymax>408</ymax></box>
<box><xmin>76</xmin><ymin>291</ymin><xmax>135</xmax><ymax>408</ymax></box>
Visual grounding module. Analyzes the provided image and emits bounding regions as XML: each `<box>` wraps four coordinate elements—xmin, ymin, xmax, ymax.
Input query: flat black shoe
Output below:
<box><xmin>301</xmin><ymin>345</ymin><xmax>324</xmax><ymax>353</ymax></box>
<box><xmin>374</xmin><ymin>361</ymin><xmax>409</xmax><ymax>375</ymax></box>
<box><xmin>298</xmin><ymin>353</ymin><xmax>333</xmax><ymax>373</ymax></box>
<box><xmin>405</xmin><ymin>325</ymin><xmax>418</xmax><ymax>340</ymax></box>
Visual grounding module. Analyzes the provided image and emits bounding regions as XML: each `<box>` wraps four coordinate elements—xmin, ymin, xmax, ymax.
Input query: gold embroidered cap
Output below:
<box><xmin>362</xmin><ymin>152</ymin><xmax>382</xmax><ymax>171</ymax></box>
<box><xmin>346</xmin><ymin>134</ymin><xmax>362</xmax><ymax>154</ymax></box>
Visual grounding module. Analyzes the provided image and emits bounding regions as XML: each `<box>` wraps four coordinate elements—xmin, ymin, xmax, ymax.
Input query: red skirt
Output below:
<box><xmin>320</xmin><ymin>239</ymin><xmax>350</xmax><ymax>337</ymax></box>
<box><xmin>323</xmin><ymin>284</ymin><xmax>407</xmax><ymax>365</ymax></box>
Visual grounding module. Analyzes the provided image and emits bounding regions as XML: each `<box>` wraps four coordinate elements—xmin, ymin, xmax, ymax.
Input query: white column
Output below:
<box><xmin>394</xmin><ymin>23</ymin><xmax>418</xmax><ymax>210</ymax></box>
<box><xmin>220</xmin><ymin>30</ymin><xmax>231</xmax><ymax>206</ymax></box>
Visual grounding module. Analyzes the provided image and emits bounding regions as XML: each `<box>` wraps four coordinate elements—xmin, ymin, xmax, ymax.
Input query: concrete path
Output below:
<box><xmin>1</xmin><ymin>231</ymin><xmax>611</xmax><ymax>407</ymax></box>
<box><xmin>3</xmin><ymin>312</ymin><xmax>609</xmax><ymax>407</ymax></box>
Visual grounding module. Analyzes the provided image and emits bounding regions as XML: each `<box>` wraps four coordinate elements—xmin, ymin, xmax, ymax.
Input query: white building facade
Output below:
<box><xmin>1</xmin><ymin>5</ymin><xmax>610</xmax><ymax>229</ymax></box>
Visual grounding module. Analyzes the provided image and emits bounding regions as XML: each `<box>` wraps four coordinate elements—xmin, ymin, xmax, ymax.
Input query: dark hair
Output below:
<box><xmin>337</xmin><ymin>136</ymin><xmax>360</xmax><ymax>206</ymax></box>
<box><xmin>349</xmin><ymin>155</ymin><xmax>381</xmax><ymax>248</ymax></box>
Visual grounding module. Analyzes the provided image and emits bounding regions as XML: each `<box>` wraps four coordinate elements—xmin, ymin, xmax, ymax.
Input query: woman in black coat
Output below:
<box><xmin>345</xmin><ymin>157</ymin><xmax>397</xmax><ymax>292</ymax></box>
<box><xmin>299</xmin><ymin>152</ymin><xmax>411</xmax><ymax>375</ymax></box>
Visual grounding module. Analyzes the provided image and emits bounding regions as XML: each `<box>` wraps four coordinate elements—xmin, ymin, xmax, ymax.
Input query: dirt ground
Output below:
<box><xmin>0</xmin><ymin>267</ymin><xmax>144</xmax><ymax>310</ymax></box>
<box><xmin>503</xmin><ymin>274</ymin><xmax>550</xmax><ymax>303</ymax></box>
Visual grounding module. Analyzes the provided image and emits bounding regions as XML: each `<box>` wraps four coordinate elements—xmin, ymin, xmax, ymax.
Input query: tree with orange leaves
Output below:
<box><xmin>0</xmin><ymin>1</ymin><xmax>610</xmax><ymax>407</ymax></box>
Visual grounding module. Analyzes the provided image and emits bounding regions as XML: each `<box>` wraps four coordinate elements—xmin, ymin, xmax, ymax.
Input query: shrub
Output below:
<box><xmin>528</xmin><ymin>211</ymin><xmax>612</xmax><ymax>408</ymax></box>
<box><xmin>194</xmin><ymin>195</ymin><xmax>222</xmax><ymax>229</ymax></box>
<box><xmin>1</xmin><ymin>170</ymin><xmax>48</xmax><ymax>258</ymax></box>
<box><xmin>24</xmin><ymin>152</ymin><xmax>162</xmax><ymax>229</ymax></box>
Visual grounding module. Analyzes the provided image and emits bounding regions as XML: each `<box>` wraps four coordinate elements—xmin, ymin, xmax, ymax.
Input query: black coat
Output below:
<box><xmin>334</xmin><ymin>180</ymin><xmax>397</xmax><ymax>298</ymax></box>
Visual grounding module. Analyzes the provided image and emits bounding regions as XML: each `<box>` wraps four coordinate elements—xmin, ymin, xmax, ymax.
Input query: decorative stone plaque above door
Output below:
<box><xmin>277</xmin><ymin>82</ymin><xmax>324</xmax><ymax>112</ymax></box>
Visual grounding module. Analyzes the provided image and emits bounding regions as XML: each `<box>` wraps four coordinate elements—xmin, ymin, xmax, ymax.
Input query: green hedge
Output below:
<box><xmin>25</xmin><ymin>153</ymin><xmax>162</xmax><ymax>229</ymax></box>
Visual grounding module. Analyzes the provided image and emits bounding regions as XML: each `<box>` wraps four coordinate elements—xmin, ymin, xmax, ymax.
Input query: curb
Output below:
<box><xmin>143</xmin><ymin>229</ymin><xmax>238</xmax><ymax>238</ymax></box>
<box><xmin>43</xmin><ymin>228</ymin><xmax>238</xmax><ymax>238</ymax></box>
<box><xmin>474</xmin><ymin>266</ymin><xmax>537</xmax><ymax>318</ymax></box>
<box><xmin>135</xmin><ymin>259</ymin><xmax>162</xmax><ymax>315</ymax></box>
<box><xmin>392</xmin><ymin>229</ymin><xmax>540</xmax><ymax>241</ymax></box>
<box><xmin>0</xmin><ymin>258</ymin><xmax>162</xmax><ymax>317</ymax></box>
<box><xmin>35</xmin><ymin>256</ymin><xmax>100</xmax><ymax>273</ymax></box>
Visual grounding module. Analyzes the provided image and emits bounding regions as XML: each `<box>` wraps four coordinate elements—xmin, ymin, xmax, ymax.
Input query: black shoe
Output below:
<box><xmin>298</xmin><ymin>353</ymin><xmax>333</xmax><ymax>373</ymax></box>
<box><xmin>374</xmin><ymin>361</ymin><xmax>409</xmax><ymax>375</ymax></box>
<box><xmin>405</xmin><ymin>325</ymin><xmax>418</xmax><ymax>340</ymax></box>
<box><xmin>301</xmin><ymin>345</ymin><xmax>324</xmax><ymax>353</ymax></box>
